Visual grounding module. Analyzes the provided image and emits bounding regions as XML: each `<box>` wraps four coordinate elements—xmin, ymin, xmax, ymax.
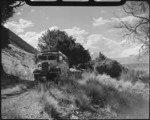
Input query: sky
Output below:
<box><xmin>3</xmin><ymin>1</ymin><xmax>143</xmax><ymax>60</ymax></box>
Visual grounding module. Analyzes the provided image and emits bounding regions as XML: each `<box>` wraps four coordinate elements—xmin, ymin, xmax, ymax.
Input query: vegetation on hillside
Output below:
<box><xmin>79</xmin><ymin>52</ymin><xmax>126</xmax><ymax>79</ymax></box>
<box><xmin>35</xmin><ymin>71</ymin><xmax>149</xmax><ymax>119</ymax></box>
<box><xmin>1</xmin><ymin>1</ymin><xmax>149</xmax><ymax>119</ymax></box>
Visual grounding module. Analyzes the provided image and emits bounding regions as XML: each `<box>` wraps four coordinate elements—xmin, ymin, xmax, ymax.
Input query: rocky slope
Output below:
<box><xmin>2</xmin><ymin>45</ymin><xmax>35</xmax><ymax>81</ymax></box>
<box><xmin>1</xmin><ymin>25</ymin><xmax>38</xmax><ymax>81</ymax></box>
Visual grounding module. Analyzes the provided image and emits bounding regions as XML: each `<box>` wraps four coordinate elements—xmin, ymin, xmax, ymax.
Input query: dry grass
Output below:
<box><xmin>74</xmin><ymin>90</ymin><xmax>91</xmax><ymax>110</ymax></box>
<box><xmin>77</xmin><ymin>72</ymin><xmax>149</xmax><ymax>118</ymax></box>
<box><xmin>39</xmin><ymin>91</ymin><xmax>61</xmax><ymax>119</ymax></box>
<box><xmin>2</xmin><ymin>111</ymin><xmax>23</xmax><ymax>119</ymax></box>
<box><xmin>35</xmin><ymin>71</ymin><xmax>149</xmax><ymax>119</ymax></box>
<box><xmin>120</xmin><ymin>69</ymin><xmax>149</xmax><ymax>84</ymax></box>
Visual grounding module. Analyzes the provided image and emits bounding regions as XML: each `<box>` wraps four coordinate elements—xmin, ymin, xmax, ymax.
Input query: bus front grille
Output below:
<box><xmin>42</xmin><ymin>62</ymin><xmax>48</xmax><ymax>72</ymax></box>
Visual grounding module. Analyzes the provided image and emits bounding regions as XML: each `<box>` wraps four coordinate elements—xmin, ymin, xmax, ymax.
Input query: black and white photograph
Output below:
<box><xmin>1</xmin><ymin>0</ymin><xmax>149</xmax><ymax>119</ymax></box>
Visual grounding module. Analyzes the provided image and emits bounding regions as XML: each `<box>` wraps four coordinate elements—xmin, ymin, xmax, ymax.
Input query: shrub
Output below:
<box><xmin>82</xmin><ymin>80</ymin><xmax>107</xmax><ymax>107</ymax></box>
<box><xmin>120</xmin><ymin>69</ymin><xmax>149</xmax><ymax>84</ymax></box>
<box><xmin>79</xmin><ymin>73</ymin><xmax>118</xmax><ymax>107</ymax></box>
<box><xmin>114</xmin><ymin>90</ymin><xmax>149</xmax><ymax>118</ymax></box>
<box><xmin>39</xmin><ymin>91</ymin><xmax>62</xmax><ymax>119</ymax></box>
<box><xmin>94</xmin><ymin>59</ymin><xmax>124</xmax><ymax>78</ymax></box>
<box><xmin>59</xmin><ymin>75</ymin><xmax>81</xmax><ymax>90</ymax></box>
<box><xmin>3</xmin><ymin>111</ymin><xmax>23</xmax><ymax>119</ymax></box>
<box><xmin>78</xmin><ymin>72</ymin><xmax>149</xmax><ymax>118</ymax></box>
<box><xmin>43</xmin><ymin>103</ymin><xmax>62</xmax><ymax>119</ymax></box>
<box><xmin>74</xmin><ymin>90</ymin><xmax>91</xmax><ymax>110</ymax></box>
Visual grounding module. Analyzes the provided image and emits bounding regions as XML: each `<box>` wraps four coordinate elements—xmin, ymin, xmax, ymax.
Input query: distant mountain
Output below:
<box><xmin>114</xmin><ymin>54</ymin><xmax>149</xmax><ymax>64</ymax></box>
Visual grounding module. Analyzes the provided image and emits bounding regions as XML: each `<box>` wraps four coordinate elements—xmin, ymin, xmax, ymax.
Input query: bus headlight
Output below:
<box><xmin>37</xmin><ymin>63</ymin><xmax>42</xmax><ymax>69</ymax></box>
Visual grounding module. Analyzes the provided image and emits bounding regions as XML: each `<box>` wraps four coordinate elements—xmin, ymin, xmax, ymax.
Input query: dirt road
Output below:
<box><xmin>1</xmin><ymin>79</ymin><xmax>118</xmax><ymax>119</ymax></box>
<box><xmin>1</xmin><ymin>81</ymin><xmax>50</xmax><ymax>119</ymax></box>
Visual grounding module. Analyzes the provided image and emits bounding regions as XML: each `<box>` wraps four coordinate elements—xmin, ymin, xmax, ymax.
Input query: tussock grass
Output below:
<box><xmin>74</xmin><ymin>90</ymin><xmax>91</xmax><ymax>110</ymax></box>
<box><xmin>78</xmin><ymin>72</ymin><xmax>149</xmax><ymax>118</ymax></box>
<box><xmin>36</xmin><ymin>71</ymin><xmax>149</xmax><ymax>119</ymax></box>
<box><xmin>39</xmin><ymin>91</ymin><xmax>62</xmax><ymax>119</ymax></box>
<box><xmin>120</xmin><ymin>69</ymin><xmax>149</xmax><ymax>84</ymax></box>
<box><xmin>2</xmin><ymin>111</ymin><xmax>23</xmax><ymax>119</ymax></box>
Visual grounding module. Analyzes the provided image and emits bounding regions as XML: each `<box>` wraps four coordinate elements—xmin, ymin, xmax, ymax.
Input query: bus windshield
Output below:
<box><xmin>38</xmin><ymin>55</ymin><xmax>47</xmax><ymax>61</ymax></box>
<box><xmin>48</xmin><ymin>55</ymin><xmax>57</xmax><ymax>60</ymax></box>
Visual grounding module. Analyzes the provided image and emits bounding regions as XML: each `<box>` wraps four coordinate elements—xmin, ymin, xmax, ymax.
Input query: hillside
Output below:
<box><xmin>1</xmin><ymin>26</ymin><xmax>149</xmax><ymax>119</ymax></box>
<box><xmin>114</xmin><ymin>55</ymin><xmax>149</xmax><ymax>72</ymax></box>
<box><xmin>1</xmin><ymin>25</ymin><xmax>38</xmax><ymax>82</ymax></box>
<box><xmin>114</xmin><ymin>54</ymin><xmax>149</xmax><ymax>64</ymax></box>
<box><xmin>1</xmin><ymin>25</ymin><xmax>39</xmax><ymax>54</ymax></box>
<box><xmin>1</xmin><ymin>72</ymin><xmax>149</xmax><ymax>119</ymax></box>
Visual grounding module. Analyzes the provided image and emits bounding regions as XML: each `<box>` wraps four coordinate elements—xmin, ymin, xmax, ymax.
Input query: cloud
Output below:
<box><xmin>16</xmin><ymin>12</ymin><xmax>22</xmax><ymax>15</ymax></box>
<box><xmin>18</xmin><ymin>26</ymin><xmax>140</xmax><ymax>59</ymax></box>
<box><xmin>64</xmin><ymin>27</ymin><xmax>88</xmax><ymax>44</ymax></box>
<box><xmin>92</xmin><ymin>17</ymin><xmax>111</xmax><ymax>26</ymax></box>
<box><xmin>4</xmin><ymin>18</ymin><xmax>33</xmax><ymax>33</ymax></box>
<box><xmin>19</xmin><ymin>30</ymin><xmax>45</xmax><ymax>49</ymax></box>
<box><xmin>83</xmin><ymin>34</ymin><xmax>121</xmax><ymax>56</ymax></box>
<box><xmin>38</xmin><ymin>26</ymin><xmax>88</xmax><ymax>45</ymax></box>
<box><xmin>48</xmin><ymin>26</ymin><xmax>59</xmax><ymax>31</ymax></box>
<box><xmin>83</xmin><ymin>34</ymin><xmax>139</xmax><ymax>59</ymax></box>
<box><xmin>120</xmin><ymin>45</ymin><xmax>141</xmax><ymax>57</ymax></box>
<box><xmin>64</xmin><ymin>27</ymin><xmax>88</xmax><ymax>36</ymax></box>
<box><xmin>31</xmin><ymin>9</ymin><xmax>35</xmax><ymax>13</ymax></box>
<box><xmin>111</xmin><ymin>15</ymin><xmax>140</xmax><ymax>25</ymax></box>
<box><xmin>45</xmin><ymin>26</ymin><xmax>88</xmax><ymax>45</ymax></box>
<box><xmin>92</xmin><ymin>15</ymin><xmax>143</xmax><ymax>27</ymax></box>
<box><xmin>45</xmin><ymin>17</ymin><xmax>49</xmax><ymax>20</ymax></box>
<box><xmin>18</xmin><ymin>26</ymin><xmax>88</xmax><ymax>49</ymax></box>
<box><xmin>19</xmin><ymin>26</ymin><xmax>59</xmax><ymax>49</ymax></box>
<box><xmin>19</xmin><ymin>32</ymin><xmax>39</xmax><ymax>49</ymax></box>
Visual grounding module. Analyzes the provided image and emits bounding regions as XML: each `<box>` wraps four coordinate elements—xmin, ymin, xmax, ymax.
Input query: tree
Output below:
<box><xmin>114</xmin><ymin>1</ymin><xmax>149</xmax><ymax>57</ymax></box>
<box><xmin>38</xmin><ymin>29</ymin><xmax>91</xmax><ymax>67</ymax></box>
<box><xmin>1</xmin><ymin>0</ymin><xmax>25</xmax><ymax>24</ymax></box>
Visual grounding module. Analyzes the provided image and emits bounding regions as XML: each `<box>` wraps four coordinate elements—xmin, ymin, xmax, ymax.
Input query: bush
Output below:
<box><xmin>80</xmin><ymin>77</ymin><xmax>120</xmax><ymax>108</ymax></box>
<box><xmin>120</xmin><ymin>69</ymin><xmax>149</xmax><ymax>84</ymax></box>
<box><xmin>59</xmin><ymin>75</ymin><xmax>79</xmax><ymax>87</ymax></box>
<box><xmin>78</xmin><ymin>72</ymin><xmax>149</xmax><ymax>118</ymax></box>
<box><xmin>39</xmin><ymin>91</ymin><xmax>63</xmax><ymax>119</ymax></box>
<box><xmin>37</xmin><ymin>71</ymin><xmax>149</xmax><ymax>118</ymax></box>
<box><xmin>74</xmin><ymin>90</ymin><xmax>91</xmax><ymax>110</ymax></box>
<box><xmin>94</xmin><ymin>58</ymin><xmax>124</xmax><ymax>78</ymax></box>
